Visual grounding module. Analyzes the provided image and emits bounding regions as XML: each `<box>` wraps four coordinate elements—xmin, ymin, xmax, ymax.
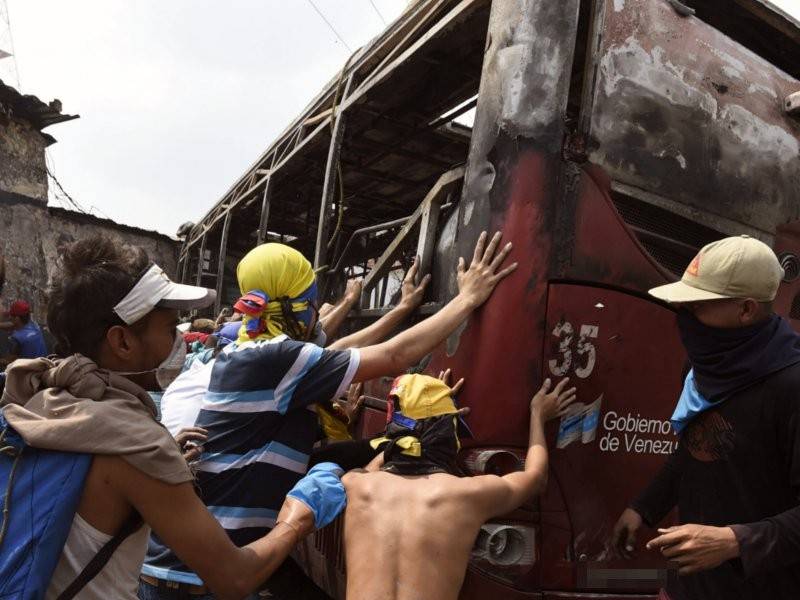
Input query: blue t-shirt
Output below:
<box><xmin>9</xmin><ymin>321</ymin><xmax>48</xmax><ymax>359</ymax></box>
<box><xmin>142</xmin><ymin>336</ymin><xmax>359</xmax><ymax>585</ymax></box>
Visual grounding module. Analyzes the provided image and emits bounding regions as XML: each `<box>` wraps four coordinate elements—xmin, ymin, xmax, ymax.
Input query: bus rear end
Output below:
<box><xmin>423</xmin><ymin>1</ymin><xmax>800</xmax><ymax>597</ymax></box>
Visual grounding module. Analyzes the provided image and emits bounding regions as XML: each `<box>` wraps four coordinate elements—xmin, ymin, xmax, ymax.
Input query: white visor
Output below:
<box><xmin>113</xmin><ymin>264</ymin><xmax>216</xmax><ymax>325</ymax></box>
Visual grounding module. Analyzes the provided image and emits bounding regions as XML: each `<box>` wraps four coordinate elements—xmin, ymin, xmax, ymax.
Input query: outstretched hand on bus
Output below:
<box><xmin>352</xmin><ymin>231</ymin><xmax>517</xmax><ymax>382</ymax></box>
<box><xmin>457</xmin><ymin>231</ymin><xmax>518</xmax><ymax>308</ymax></box>
<box><xmin>531</xmin><ymin>377</ymin><xmax>577</xmax><ymax>421</ymax></box>
<box><xmin>437</xmin><ymin>367</ymin><xmax>465</xmax><ymax>397</ymax></box>
<box><xmin>398</xmin><ymin>255</ymin><xmax>431</xmax><ymax>311</ymax></box>
<box><xmin>438</xmin><ymin>368</ymin><xmax>469</xmax><ymax>418</ymax></box>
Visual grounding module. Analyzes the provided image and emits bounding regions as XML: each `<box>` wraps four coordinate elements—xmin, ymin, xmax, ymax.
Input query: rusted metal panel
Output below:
<box><xmin>541</xmin><ymin>284</ymin><xmax>682</xmax><ymax>592</ymax></box>
<box><xmin>454</xmin><ymin>0</ymin><xmax>582</xmax><ymax>281</ymax></box>
<box><xmin>585</xmin><ymin>0</ymin><xmax>800</xmax><ymax>236</ymax></box>
<box><xmin>433</xmin><ymin>0</ymin><xmax>581</xmax><ymax>446</ymax></box>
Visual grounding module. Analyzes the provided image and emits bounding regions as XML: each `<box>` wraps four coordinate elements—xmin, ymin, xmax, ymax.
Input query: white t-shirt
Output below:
<box><xmin>160</xmin><ymin>357</ymin><xmax>215</xmax><ymax>435</ymax></box>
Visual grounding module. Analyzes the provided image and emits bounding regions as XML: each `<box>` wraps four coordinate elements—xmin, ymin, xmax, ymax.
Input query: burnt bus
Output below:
<box><xmin>178</xmin><ymin>0</ymin><xmax>800</xmax><ymax>597</ymax></box>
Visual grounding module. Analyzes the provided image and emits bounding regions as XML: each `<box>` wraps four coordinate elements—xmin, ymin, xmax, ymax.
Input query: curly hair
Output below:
<box><xmin>47</xmin><ymin>235</ymin><xmax>150</xmax><ymax>358</ymax></box>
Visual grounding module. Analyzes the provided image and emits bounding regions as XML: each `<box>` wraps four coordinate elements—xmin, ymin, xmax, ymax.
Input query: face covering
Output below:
<box><xmin>675</xmin><ymin>308</ymin><xmax>800</xmax><ymax>402</ymax></box>
<box><xmin>155</xmin><ymin>331</ymin><xmax>188</xmax><ymax>390</ymax></box>
<box><xmin>371</xmin><ymin>414</ymin><xmax>461</xmax><ymax>476</ymax></box>
<box><xmin>115</xmin><ymin>329</ymin><xmax>187</xmax><ymax>391</ymax></box>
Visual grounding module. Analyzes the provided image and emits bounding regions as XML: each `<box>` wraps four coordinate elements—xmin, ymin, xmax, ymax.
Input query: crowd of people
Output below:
<box><xmin>0</xmin><ymin>230</ymin><xmax>798</xmax><ymax>600</ymax></box>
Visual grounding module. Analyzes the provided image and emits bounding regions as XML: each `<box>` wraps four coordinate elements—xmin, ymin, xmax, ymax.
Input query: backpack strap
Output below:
<box><xmin>55</xmin><ymin>511</ymin><xmax>143</xmax><ymax>600</ymax></box>
<box><xmin>0</xmin><ymin>434</ymin><xmax>24</xmax><ymax>550</ymax></box>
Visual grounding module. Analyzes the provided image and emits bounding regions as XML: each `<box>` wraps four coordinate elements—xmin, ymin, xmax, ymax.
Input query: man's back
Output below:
<box><xmin>343</xmin><ymin>470</ymin><xmax>487</xmax><ymax>600</ymax></box>
<box><xmin>340</xmin><ymin>376</ymin><xmax>575</xmax><ymax>600</ymax></box>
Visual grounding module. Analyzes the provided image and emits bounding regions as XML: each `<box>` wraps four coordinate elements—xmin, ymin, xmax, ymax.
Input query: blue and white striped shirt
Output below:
<box><xmin>142</xmin><ymin>335</ymin><xmax>359</xmax><ymax>584</ymax></box>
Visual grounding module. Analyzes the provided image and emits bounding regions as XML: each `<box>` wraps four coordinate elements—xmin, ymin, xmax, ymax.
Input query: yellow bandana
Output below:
<box><xmin>235</xmin><ymin>243</ymin><xmax>316</xmax><ymax>343</ymax></box>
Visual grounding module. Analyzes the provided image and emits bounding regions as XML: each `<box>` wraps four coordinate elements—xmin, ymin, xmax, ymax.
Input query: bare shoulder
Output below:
<box><xmin>91</xmin><ymin>454</ymin><xmax>196</xmax><ymax>507</ymax></box>
<box><xmin>92</xmin><ymin>454</ymin><xmax>156</xmax><ymax>489</ymax></box>
<box><xmin>78</xmin><ymin>455</ymin><xmax>140</xmax><ymax>534</ymax></box>
<box><xmin>341</xmin><ymin>468</ymin><xmax>367</xmax><ymax>488</ymax></box>
<box><xmin>341</xmin><ymin>469</ymin><xmax>376</xmax><ymax>499</ymax></box>
<box><xmin>85</xmin><ymin>454</ymin><xmax>140</xmax><ymax>493</ymax></box>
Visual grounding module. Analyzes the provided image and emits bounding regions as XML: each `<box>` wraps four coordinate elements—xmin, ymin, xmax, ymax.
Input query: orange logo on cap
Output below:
<box><xmin>686</xmin><ymin>254</ymin><xmax>701</xmax><ymax>277</ymax></box>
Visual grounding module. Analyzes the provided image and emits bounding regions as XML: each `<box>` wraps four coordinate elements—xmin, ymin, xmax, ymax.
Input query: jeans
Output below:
<box><xmin>137</xmin><ymin>578</ymin><xmax>277</xmax><ymax>600</ymax></box>
<box><xmin>137</xmin><ymin>579</ymin><xmax>215</xmax><ymax>600</ymax></box>
<box><xmin>137</xmin><ymin>558</ymin><xmax>329</xmax><ymax>600</ymax></box>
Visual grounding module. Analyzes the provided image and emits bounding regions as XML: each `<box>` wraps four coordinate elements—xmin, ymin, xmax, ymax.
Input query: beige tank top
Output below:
<box><xmin>46</xmin><ymin>513</ymin><xmax>150</xmax><ymax>600</ymax></box>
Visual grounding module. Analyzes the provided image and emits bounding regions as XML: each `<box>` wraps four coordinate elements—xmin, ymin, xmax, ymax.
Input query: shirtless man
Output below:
<box><xmin>342</xmin><ymin>373</ymin><xmax>576</xmax><ymax>600</ymax></box>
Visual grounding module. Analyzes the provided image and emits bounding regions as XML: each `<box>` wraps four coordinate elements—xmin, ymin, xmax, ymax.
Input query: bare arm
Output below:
<box><xmin>471</xmin><ymin>378</ymin><xmax>576</xmax><ymax>518</ymax></box>
<box><xmin>319</xmin><ymin>279</ymin><xmax>362</xmax><ymax>341</ymax></box>
<box><xmin>112</xmin><ymin>458</ymin><xmax>314</xmax><ymax>600</ymax></box>
<box><xmin>329</xmin><ymin>257</ymin><xmax>430</xmax><ymax>351</ymax></box>
<box><xmin>353</xmin><ymin>231</ymin><xmax>517</xmax><ymax>382</ymax></box>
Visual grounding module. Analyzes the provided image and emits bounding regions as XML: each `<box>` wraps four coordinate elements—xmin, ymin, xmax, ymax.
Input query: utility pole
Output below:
<box><xmin>0</xmin><ymin>0</ymin><xmax>21</xmax><ymax>89</ymax></box>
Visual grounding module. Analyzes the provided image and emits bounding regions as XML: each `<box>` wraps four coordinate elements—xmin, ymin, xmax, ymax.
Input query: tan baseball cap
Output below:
<box><xmin>649</xmin><ymin>235</ymin><xmax>785</xmax><ymax>303</ymax></box>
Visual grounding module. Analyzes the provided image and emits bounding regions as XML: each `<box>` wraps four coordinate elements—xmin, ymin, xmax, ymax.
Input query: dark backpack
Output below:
<box><xmin>0</xmin><ymin>415</ymin><xmax>140</xmax><ymax>599</ymax></box>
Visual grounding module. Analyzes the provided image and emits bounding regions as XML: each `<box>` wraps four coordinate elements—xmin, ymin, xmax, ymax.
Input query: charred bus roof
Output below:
<box><xmin>179</xmin><ymin>0</ymin><xmax>490</xmax><ymax>299</ymax></box>
<box><xmin>180</xmin><ymin>0</ymin><xmax>800</xmax><ymax>308</ymax></box>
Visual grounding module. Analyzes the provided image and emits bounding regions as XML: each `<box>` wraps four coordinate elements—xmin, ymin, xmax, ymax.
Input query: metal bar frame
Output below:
<box><xmin>415</xmin><ymin>189</ymin><xmax>447</xmax><ymax>278</ymax></box>
<box><xmin>328</xmin><ymin>215</ymin><xmax>412</xmax><ymax>275</ymax></box>
<box><xmin>179</xmin><ymin>244</ymin><xmax>190</xmax><ymax>284</ymax></box>
<box><xmin>361</xmin><ymin>166</ymin><xmax>464</xmax><ymax>297</ymax></box>
<box><xmin>195</xmin><ymin>234</ymin><xmax>207</xmax><ymax>286</ymax></box>
<box><xmin>215</xmin><ymin>211</ymin><xmax>232</xmax><ymax>314</ymax></box>
<box><xmin>314</xmin><ymin>73</ymin><xmax>355</xmax><ymax>270</ymax></box>
<box><xmin>256</xmin><ymin>175</ymin><xmax>273</xmax><ymax>245</ymax></box>
<box><xmin>180</xmin><ymin>0</ymin><xmax>487</xmax><ymax>262</ymax></box>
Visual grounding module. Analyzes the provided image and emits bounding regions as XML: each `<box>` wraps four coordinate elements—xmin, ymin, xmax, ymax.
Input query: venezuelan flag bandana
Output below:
<box><xmin>234</xmin><ymin>243</ymin><xmax>317</xmax><ymax>343</ymax></box>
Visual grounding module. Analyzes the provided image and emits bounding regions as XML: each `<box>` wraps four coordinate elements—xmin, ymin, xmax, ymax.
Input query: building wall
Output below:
<box><xmin>0</xmin><ymin>195</ymin><xmax>179</xmax><ymax>327</ymax></box>
<box><xmin>0</xmin><ymin>118</ymin><xmax>48</xmax><ymax>203</ymax></box>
